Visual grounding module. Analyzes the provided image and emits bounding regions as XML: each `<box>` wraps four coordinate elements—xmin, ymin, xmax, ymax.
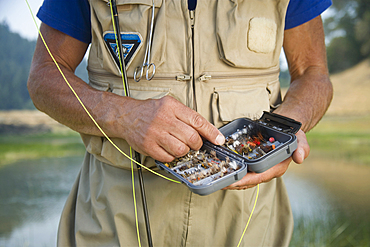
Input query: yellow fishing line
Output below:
<box><xmin>24</xmin><ymin>0</ymin><xmax>180</xmax><ymax>185</ymax></box>
<box><xmin>237</xmin><ymin>184</ymin><xmax>260</xmax><ymax>247</ymax></box>
<box><xmin>109</xmin><ymin>2</ymin><xmax>141</xmax><ymax>246</ymax></box>
<box><xmin>128</xmin><ymin>145</ymin><xmax>141</xmax><ymax>247</ymax></box>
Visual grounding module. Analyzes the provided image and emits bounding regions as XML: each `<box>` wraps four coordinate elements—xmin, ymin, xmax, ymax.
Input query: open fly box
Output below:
<box><xmin>215</xmin><ymin>111</ymin><xmax>301</xmax><ymax>173</ymax></box>
<box><xmin>156</xmin><ymin>142</ymin><xmax>248</xmax><ymax>196</ymax></box>
<box><xmin>156</xmin><ymin>112</ymin><xmax>301</xmax><ymax>196</ymax></box>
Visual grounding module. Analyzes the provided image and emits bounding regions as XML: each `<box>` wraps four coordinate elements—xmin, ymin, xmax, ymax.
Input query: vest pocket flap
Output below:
<box><xmin>114</xmin><ymin>86</ymin><xmax>170</xmax><ymax>100</ymax></box>
<box><xmin>215</xmin><ymin>86</ymin><xmax>270</xmax><ymax>123</ymax></box>
<box><xmin>102</xmin><ymin>0</ymin><xmax>162</xmax><ymax>8</ymax></box>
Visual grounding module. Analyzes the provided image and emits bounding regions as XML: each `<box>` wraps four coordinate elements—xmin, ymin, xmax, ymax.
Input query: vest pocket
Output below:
<box><xmin>215</xmin><ymin>0</ymin><xmax>283</xmax><ymax>69</ymax></box>
<box><xmin>212</xmin><ymin>84</ymin><xmax>270</xmax><ymax>127</ymax></box>
<box><xmin>95</xmin><ymin>0</ymin><xmax>165</xmax><ymax>76</ymax></box>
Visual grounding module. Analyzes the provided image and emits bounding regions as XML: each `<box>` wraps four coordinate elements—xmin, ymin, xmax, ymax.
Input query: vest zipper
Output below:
<box><xmin>176</xmin><ymin>75</ymin><xmax>192</xmax><ymax>81</ymax></box>
<box><xmin>198</xmin><ymin>68</ymin><xmax>280</xmax><ymax>82</ymax></box>
<box><xmin>190</xmin><ymin>9</ymin><xmax>197</xmax><ymax>111</ymax></box>
<box><xmin>88</xmin><ymin>65</ymin><xmax>279</xmax><ymax>84</ymax></box>
<box><xmin>198</xmin><ymin>74</ymin><xmax>212</xmax><ymax>81</ymax></box>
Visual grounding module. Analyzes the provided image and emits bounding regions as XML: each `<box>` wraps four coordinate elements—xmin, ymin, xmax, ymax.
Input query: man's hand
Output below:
<box><xmin>28</xmin><ymin>23</ymin><xmax>224</xmax><ymax>163</ymax></box>
<box><xmin>111</xmin><ymin>95</ymin><xmax>225</xmax><ymax>163</ymax></box>
<box><xmin>222</xmin><ymin>15</ymin><xmax>332</xmax><ymax>190</ymax></box>
<box><xmin>223</xmin><ymin>129</ymin><xmax>309</xmax><ymax>190</ymax></box>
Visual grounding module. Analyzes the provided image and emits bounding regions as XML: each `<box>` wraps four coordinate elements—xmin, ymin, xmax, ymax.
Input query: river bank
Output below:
<box><xmin>1</xmin><ymin>110</ymin><xmax>369</xmax><ymax>168</ymax></box>
<box><xmin>0</xmin><ymin>110</ymin><xmax>84</xmax><ymax>167</ymax></box>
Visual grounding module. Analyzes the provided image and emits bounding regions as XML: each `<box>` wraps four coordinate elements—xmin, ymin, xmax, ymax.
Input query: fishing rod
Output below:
<box><xmin>111</xmin><ymin>1</ymin><xmax>153</xmax><ymax>246</ymax></box>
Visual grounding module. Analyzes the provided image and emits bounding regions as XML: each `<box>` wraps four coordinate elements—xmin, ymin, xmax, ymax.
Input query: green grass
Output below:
<box><xmin>306</xmin><ymin>115</ymin><xmax>370</xmax><ymax>165</ymax></box>
<box><xmin>1</xmin><ymin>115</ymin><xmax>369</xmax><ymax>167</ymax></box>
<box><xmin>290</xmin><ymin>210</ymin><xmax>370</xmax><ymax>247</ymax></box>
<box><xmin>0</xmin><ymin>131</ymin><xmax>86</xmax><ymax>167</ymax></box>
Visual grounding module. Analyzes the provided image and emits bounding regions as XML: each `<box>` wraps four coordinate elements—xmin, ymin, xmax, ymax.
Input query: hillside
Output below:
<box><xmin>0</xmin><ymin>110</ymin><xmax>68</xmax><ymax>135</ymax></box>
<box><xmin>281</xmin><ymin>58</ymin><xmax>370</xmax><ymax>116</ymax></box>
<box><xmin>326</xmin><ymin>59</ymin><xmax>370</xmax><ymax>116</ymax></box>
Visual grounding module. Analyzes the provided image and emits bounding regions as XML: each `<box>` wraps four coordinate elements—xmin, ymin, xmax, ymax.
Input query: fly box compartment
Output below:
<box><xmin>155</xmin><ymin>142</ymin><xmax>247</xmax><ymax>196</ymax></box>
<box><xmin>214</xmin><ymin>112</ymin><xmax>302</xmax><ymax>173</ymax></box>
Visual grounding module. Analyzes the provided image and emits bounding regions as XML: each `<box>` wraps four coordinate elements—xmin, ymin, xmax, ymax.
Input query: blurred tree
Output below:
<box><xmin>0</xmin><ymin>21</ymin><xmax>88</xmax><ymax>110</ymax></box>
<box><xmin>325</xmin><ymin>0</ymin><xmax>370</xmax><ymax>73</ymax></box>
<box><xmin>0</xmin><ymin>22</ymin><xmax>36</xmax><ymax>110</ymax></box>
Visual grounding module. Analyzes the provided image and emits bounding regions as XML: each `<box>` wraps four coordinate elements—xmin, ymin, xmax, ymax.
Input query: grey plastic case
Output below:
<box><xmin>216</xmin><ymin>112</ymin><xmax>301</xmax><ymax>173</ymax></box>
<box><xmin>156</xmin><ymin>112</ymin><xmax>301</xmax><ymax>195</ymax></box>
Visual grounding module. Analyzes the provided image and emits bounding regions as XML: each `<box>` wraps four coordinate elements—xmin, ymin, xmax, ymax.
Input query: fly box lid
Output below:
<box><xmin>258</xmin><ymin>111</ymin><xmax>302</xmax><ymax>134</ymax></box>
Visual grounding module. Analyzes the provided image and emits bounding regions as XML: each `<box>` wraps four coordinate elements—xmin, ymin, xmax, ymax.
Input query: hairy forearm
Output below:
<box><xmin>274</xmin><ymin>66</ymin><xmax>333</xmax><ymax>132</ymax></box>
<box><xmin>27</xmin><ymin>23</ymin><xmax>131</xmax><ymax>138</ymax></box>
<box><xmin>27</xmin><ymin>61</ymin><xmax>124</xmax><ymax>137</ymax></box>
<box><xmin>276</xmin><ymin>16</ymin><xmax>333</xmax><ymax>132</ymax></box>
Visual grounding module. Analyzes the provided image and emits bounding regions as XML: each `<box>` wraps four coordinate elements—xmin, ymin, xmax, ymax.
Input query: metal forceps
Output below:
<box><xmin>134</xmin><ymin>0</ymin><xmax>156</xmax><ymax>82</ymax></box>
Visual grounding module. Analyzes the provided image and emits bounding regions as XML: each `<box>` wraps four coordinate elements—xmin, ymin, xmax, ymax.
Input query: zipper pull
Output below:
<box><xmin>107</xmin><ymin>84</ymin><xmax>114</xmax><ymax>92</ymax></box>
<box><xmin>176</xmin><ymin>75</ymin><xmax>192</xmax><ymax>81</ymax></box>
<box><xmin>199</xmin><ymin>74</ymin><xmax>211</xmax><ymax>81</ymax></box>
<box><xmin>190</xmin><ymin>10</ymin><xmax>195</xmax><ymax>28</ymax></box>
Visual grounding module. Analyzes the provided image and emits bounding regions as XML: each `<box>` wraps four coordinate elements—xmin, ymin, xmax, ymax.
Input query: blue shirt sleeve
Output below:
<box><xmin>36</xmin><ymin>0</ymin><xmax>332</xmax><ymax>43</ymax></box>
<box><xmin>285</xmin><ymin>0</ymin><xmax>332</xmax><ymax>29</ymax></box>
<box><xmin>37</xmin><ymin>0</ymin><xmax>91</xmax><ymax>44</ymax></box>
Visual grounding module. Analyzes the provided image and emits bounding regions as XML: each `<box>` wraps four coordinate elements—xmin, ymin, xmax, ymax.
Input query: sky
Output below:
<box><xmin>0</xmin><ymin>0</ymin><xmax>43</xmax><ymax>40</ymax></box>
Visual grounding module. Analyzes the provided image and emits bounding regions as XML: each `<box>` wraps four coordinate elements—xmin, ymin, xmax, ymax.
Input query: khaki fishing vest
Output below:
<box><xmin>83</xmin><ymin>0</ymin><xmax>289</xmax><ymax>170</ymax></box>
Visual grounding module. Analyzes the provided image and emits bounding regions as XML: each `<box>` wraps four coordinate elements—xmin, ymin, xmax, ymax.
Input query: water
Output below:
<box><xmin>0</xmin><ymin>156</ymin><xmax>369</xmax><ymax>246</ymax></box>
<box><xmin>285</xmin><ymin>157</ymin><xmax>370</xmax><ymax>246</ymax></box>
<box><xmin>0</xmin><ymin>157</ymin><xmax>82</xmax><ymax>247</ymax></box>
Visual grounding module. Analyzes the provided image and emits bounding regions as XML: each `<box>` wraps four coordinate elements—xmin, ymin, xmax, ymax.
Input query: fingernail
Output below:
<box><xmin>215</xmin><ymin>134</ymin><xmax>225</xmax><ymax>145</ymax></box>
